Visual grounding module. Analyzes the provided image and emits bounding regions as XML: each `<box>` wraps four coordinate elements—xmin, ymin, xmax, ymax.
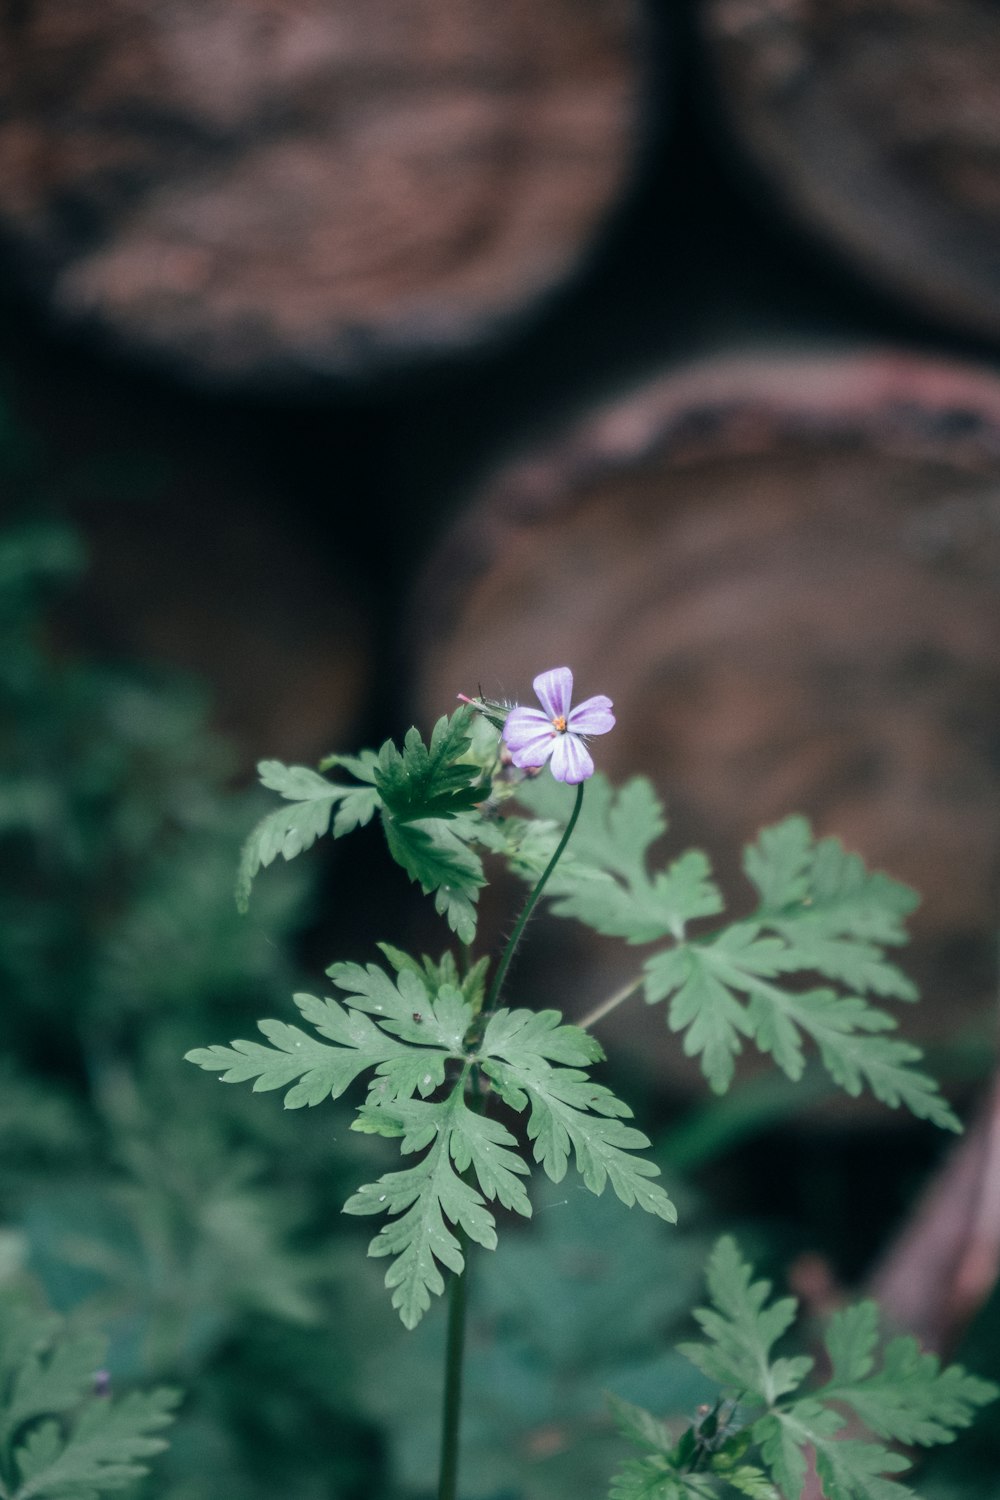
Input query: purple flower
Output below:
<box><xmin>502</xmin><ymin>668</ymin><xmax>615</xmax><ymax>784</ymax></box>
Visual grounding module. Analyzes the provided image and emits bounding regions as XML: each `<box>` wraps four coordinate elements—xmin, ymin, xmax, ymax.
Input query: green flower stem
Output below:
<box><xmin>577</xmin><ymin>974</ymin><xmax>643</xmax><ymax>1031</ymax></box>
<box><xmin>438</xmin><ymin>1224</ymin><xmax>471</xmax><ymax>1500</ymax></box>
<box><xmin>482</xmin><ymin>780</ymin><xmax>585</xmax><ymax>1017</ymax></box>
<box><xmin>438</xmin><ymin>1066</ymin><xmax>484</xmax><ymax>1500</ymax></box>
<box><xmin>438</xmin><ymin>786</ymin><xmax>584</xmax><ymax>1498</ymax></box>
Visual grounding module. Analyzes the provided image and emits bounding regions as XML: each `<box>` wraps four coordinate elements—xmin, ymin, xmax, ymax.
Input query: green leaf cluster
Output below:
<box><xmin>609</xmin><ymin>1237</ymin><xmax>997</xmax><ymax>1500</ymax></box>
<box><xmin>187</xmin><ymin>948</ymin><xmax>675</xmax><ymax>1327</ymax></box>
<box><xmin>513</xmin><ymin>779</ymin><xmax>957</xmax><ymax>1130</ymax></box>
<box><xmin>237</xmin><ymin>709</ymin><xmax>490</xmax><ymax>940</ymax></box>
<box><xmin>0</xmin><ymin>1294</ymin><xmax>178</xmax><ymax>1500</ymax></box>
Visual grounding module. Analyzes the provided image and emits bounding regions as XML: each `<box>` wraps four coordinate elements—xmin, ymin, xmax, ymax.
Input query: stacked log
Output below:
<box><xmin>0</xmin><ymin>0</ymin><xmax>643</xmax><ymax>387</ymax></box>
<box><xmin>701</xmin><ymin>0</ymin><xmax>1000</xmax><ymax>342</ymax></box>
<box><xmin>414</xmin><ymin>350</ymin><xmax>1000</xmax><ymax>1074</ymax></box>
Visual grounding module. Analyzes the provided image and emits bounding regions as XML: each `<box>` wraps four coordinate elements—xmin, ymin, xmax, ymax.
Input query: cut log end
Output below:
<box><xmin>703</xmin><ymin>0</ymin><xmax>1000</xmax><ymax>342</ymax></box>
<box><xmin>0</xmin><ymin>0</ymin><xmax>642</xmax><ymax>385</ymax></box>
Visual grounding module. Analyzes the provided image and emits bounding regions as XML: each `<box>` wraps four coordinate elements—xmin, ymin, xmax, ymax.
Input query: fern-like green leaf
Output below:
<box><xmin>185</xmin><ymin>964</ymin><xmax>470</xmax><ymax>1109</ymax></box>
<box><xmin>677</xmin><ymin>1237</ymin><xmax>812</xmax><ymax>1407</ymax></box>
<box><xmin>821</xmin><ymin>1301</ymin><xmax>999</xmax><ymax>1446</ymax></box>
<box><xmin>344</xmin><ymin>1089</ymin><xmax>528</xmax><ymax>1329</ymax></box>
<box><xmin>744</xmin><ymin>818</ymin><xmax>918</xmax><ymax>1000</ymax></box>
<box><xmin>514</xmin><ymin>775</ymin><xmax>722</xmax><ymax>944</ymax></box>
<box><xmin>13</xmin><ymin>1388</ymin><xmax>180</xmax><ymax>1499</ymax></box>
<box><xmin>236</xmin><ymin>758</ymin><xmax>378</xmax><ymax>910</ymax></box>
<box><xmin>373</xmin><ymin>709</ymin><xmax>486</xmax><ymax>824</ymax></box>
<box><xmin>0</xmin><ymin>1330</ymin><xmax>106</xmax><ymax>1451</ymax></box>
<box><xmin>480</xmin><ymin>1009</ymin><xmax>677</xmax><ymax>1222</ymax></box>
<box><xmin>381</xmin><ymin>816</ymin><xmax>484</xmax><ymax>944</ymax></box>
<box><xmin>668</xmin><ymin>1238</ymin><xmax>998</xmax><ymax>1500</ymax></box>
<box><xmin>644</xmin><ymin>925</ymin><xmax>959</xmax><ymax>1129</ymax></box>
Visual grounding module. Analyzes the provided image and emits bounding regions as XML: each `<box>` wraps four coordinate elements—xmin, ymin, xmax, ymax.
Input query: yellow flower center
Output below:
<box><xmin>552</xmin><ymin>715</ymin><xmax>567</xmax><ymax>733</ymax></box>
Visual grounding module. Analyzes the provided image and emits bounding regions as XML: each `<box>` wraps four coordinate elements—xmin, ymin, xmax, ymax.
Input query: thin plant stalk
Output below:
<box><xmin>437</xmin><ymin>1224</ymin><xmax>471</xmax><ymax>1500</ymax></box>
<box><xmin>578</xmin><ymin>974</ymin><xmax>643</xmax><ymax>1031</ymax></box>
<box><xmin>437</xmin><ymin>784</ymin><xmax>585</xmax><ymax>1499</ymax></box>
<box><xmin>482</xmin><ymin>781</ymin><xmax>585</xmax><ymax>1017</ymax></box>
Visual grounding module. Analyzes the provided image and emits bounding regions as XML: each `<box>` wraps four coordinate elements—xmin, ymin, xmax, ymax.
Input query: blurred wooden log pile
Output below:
<box><xmin>415</xmin><ymin>350</ymin><xmax>1000</xmax><ymax>1069</ymax></box>
<box><xmin>702</xmin><ymin>0</ymin><xmax>1000</xmax><ymax>340</ymax></box>
<box><xmin>0</xmin><ymin>0</ymin><xmax>642</xmax><ymax>386</ymax></box>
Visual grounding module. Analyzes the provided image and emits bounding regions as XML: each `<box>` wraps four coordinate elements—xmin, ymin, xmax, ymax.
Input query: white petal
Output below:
<box><xmin>533</xmin><ymin>667</ymin><xmax>573</xmax><ymax>721</ymax></box>
<box><xmin>503</xmin><ymin>705</ymin><xmax>551</xmax><ymax>753</ymax></box>
<box><xmin>506</xmin><ymin>721</ymin><xmax>557</xmax><ymax>767</ymax></box>
<box><xmin>567</xmin><ymin>695</ymin><xmax>615</xmax><ymax>736</ymax></box>
<box><xmin>550</xmin><ymin>733</ymin><xmax>594</xmax><ymax>783</ymax></box>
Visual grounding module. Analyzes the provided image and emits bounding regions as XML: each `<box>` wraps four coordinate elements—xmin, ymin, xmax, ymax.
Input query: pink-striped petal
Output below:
<box><xmin>503</xmin><ymin>705</ymin><xmax>551</xmax><ymax>750</ymax></box>
<box><xmin>533</xmin><ymin>667</ymin><xmax>573</xmax><ymax>721</ymax></box>
<box><xmin>567</xmin><ymin>695</ymin><xmax>615</xmax><ymax>736</ymax></box>
<box><xmin>550</xmin><ymin>733</ymin><xmax>594</xmax><ymax>783</ymax></box>
<box><xmin>510</xmin><ymin>733</ymin><xmax>556</xmax><ymax>768</ymax></box>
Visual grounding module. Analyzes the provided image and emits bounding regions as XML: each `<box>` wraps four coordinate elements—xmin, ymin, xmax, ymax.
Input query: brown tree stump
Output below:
<box><xmin>414</xmin><ymin>350</ymin><xmax>1000</xmax><ymax>1080</ymax></box>
<box><xmin>701</xmin><ymin>0</ymin><xmax>1000</xmax><ymax>344</ymax></box>
<box><xmin>0</xmin><ymin>0</ymin><xmax>643</xmax><ymax>387</ymax></box>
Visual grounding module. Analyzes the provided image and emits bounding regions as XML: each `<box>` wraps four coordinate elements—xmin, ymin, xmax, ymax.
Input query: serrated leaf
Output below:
<box><xmin>645</xmin><ymin>942</ymin><xmax>754</xmax><ymax>1095</ymax></box>
<box><xmin>0</xmin><ymin>1328</ymin><xmax>106</xmax><ymax>1449</ymax></box>
<box><xmin>186</xmin><ymin>966</ymin><xmax>473</xmax><ymax>1109</ymax></box>
<box><xmin>236</xmin><ymin>758</ymin><xmax>378</xmax><ymax>910</ymax></box>
<box><xmin>344</xmin><ymin>1089</ymin><xmax>529</xmax><ymax>1328</ymax></box>
<box><xmin>514</xmin><ymin>775</ymin><xmax>722</xmax><ymax>945</ymax></box>
<box><xmin>821</xmin><ymin>1305</ymin><xmax>999</xmax><ymax>1447</ymax></box>
<box><xmin>752</xmin><ymin>1408</ymin><xmax>816</xmax><ymax>1500</ymax></box>
<box><xmin>607</xmin><ymin>1393</ymin><xmax>676</xmax><ymax>1455</ymax></box>
<box><xmin>13</xmin><ymin>1387</ymin><xmax>180</xmax><ymax>1499</ymax></box>
<box><xmin>479</xmin><ymin>1009</ymin><xmax>676</xmax><ymax>1223</ymax></box>
<box><xmin>673</xmin><ymin>1242</ymin><xmax>997</xmax><ymax>1500</ymax></box>
<box><xmin>744</xmin><ymin>819</ymin><xmax>918</xmax><ymax>1001</ymax></box>
<box><xmin>678</xmin><ymin>1238</ymin><xmax>810</xmax><ymax>1407</ymax></box>
<box><xmin>770</xmin><ymin>1399</ymin><xmax>914</xmax><ymax>1500</ymax></box>
<box><xmin>382</xmin><ymin>816</ymin><xmax>484</xmax><ymax>943</ymax></box>
<box><xmin>644</xmin><ymin>922</ymin><xmax>958</xmax><ymax>1129</ymax></box>
<box><xmin>608</xmin><ymin>1457</ymin><xmax>714</xmax><ymax>1500</ymax></box>
<box><xmin>724</xmin><ymin>1466</ymin><xmax>780</xmax><ymax>1500</ymax></box>
<box><xmin>373</xmin><ymin>709</ymin><xmax>486</xmax><ymax>824</ymax></box>
<box><xmin>318</xmin><ymin>748</ymin><xmax>379</xmax><ymax>782</ymax></box>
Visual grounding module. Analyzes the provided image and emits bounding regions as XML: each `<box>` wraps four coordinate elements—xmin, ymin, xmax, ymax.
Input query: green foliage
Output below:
<box><xmin>237</xmin><ymin>709</ymin><xmax>489</xmax><ymax>940</ymax></box>
<box><xmin>235</xmin><ymin>759</ymin><xmax>379</xmax><ymax>912</ymax></box>
<box><xmin>0</xmin><ymin>497</ymin><xmax>373</xmax><ymax>1498</ymax></box>
<box><xmin>187</xmin><ymin>952</ymin><xmax>675</xmax><ymax>1327</ymax></box>
<box><xmin>601</xmin><ymin>1237</ymin><xmax>998</xmax><ymax>1500</ymax></box>
<box><xmin>0</xmin><ymin>1293</ymin><xmax>178</xmax><ymax>1500</ymax></box>
<box><xmin>352</xmin><ymin>1176</ymin><xmax>713</xmax><ymax>1500</ymax></box>
<box><xmin>514</xmin><ymin>779</ymin><xmax>957</xmax><ymax>1130</ymax></box>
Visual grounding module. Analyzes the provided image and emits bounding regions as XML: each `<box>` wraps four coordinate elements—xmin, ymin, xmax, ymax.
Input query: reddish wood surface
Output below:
<box><xmin>702</xmin><ymin>0</ymin><xmax>1000</xmax><ymax>343</ymax></box>
<box><xmin>415</xmin><ymin>351</ymin><xmax>1000</xmax><ymax>1075</ymax></box>
<box><xmin>0</xmin><ymin>0</ymin><xmax>641</xmax><ymax>386</ymax></box>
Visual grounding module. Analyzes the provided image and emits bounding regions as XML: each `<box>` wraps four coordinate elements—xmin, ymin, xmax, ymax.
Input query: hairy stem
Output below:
<box><xmin>577</xmin><ymin>974</ymin><xmax>643</xmax><ymax>1031</ymax></box>
<box><xmin>483</xmin><ymin>781</ymin><xmax>585</xmax><ymax>1016</ymax></box>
